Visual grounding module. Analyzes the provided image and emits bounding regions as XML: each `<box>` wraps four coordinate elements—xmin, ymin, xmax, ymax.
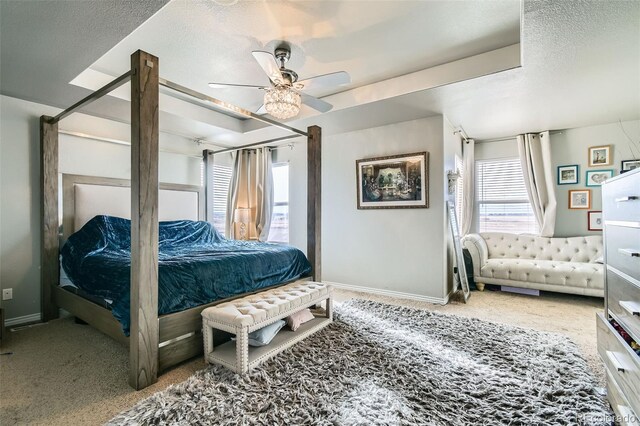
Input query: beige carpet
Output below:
<box><xmin>0</xmin><ymin>289</ymin><xmax>605</xmax><ymax>425</ymax></box>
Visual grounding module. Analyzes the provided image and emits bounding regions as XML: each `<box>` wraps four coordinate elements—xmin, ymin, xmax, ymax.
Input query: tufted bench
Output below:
<box><xmin>462</xmin><ymin>233</ymin><xmax>604</xmax><ymax>297</ymax></box>
<box><xmin>201</xmin><ymin>281</ymin><xmax>333</xmax><ymax>374</ymax></box>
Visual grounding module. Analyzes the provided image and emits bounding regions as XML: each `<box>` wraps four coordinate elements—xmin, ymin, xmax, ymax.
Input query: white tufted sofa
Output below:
<box><xmin>461</xmin><ymin>233</ymin><xmax>604</xmax><ymax>297</ymax></box>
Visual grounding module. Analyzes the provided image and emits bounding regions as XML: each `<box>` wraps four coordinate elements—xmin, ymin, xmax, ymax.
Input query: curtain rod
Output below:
<box><xmin>475</xmin><ymin>130</ymin><xmax>564</xmax><ymax>144</ymax></box>
<box><xmin>59</xmin><ymin>129</ymin><xmax>204</xmax><ymax>159</ymax></box>
<box><xmin>211</xmin><ymin>134</ymin><xmax>302</xmax><ymax>155</ymax></box>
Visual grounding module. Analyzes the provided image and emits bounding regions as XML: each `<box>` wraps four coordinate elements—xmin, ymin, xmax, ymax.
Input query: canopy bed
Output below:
<box><xmin>40</xmin><ymin>50</ymin><xmax>322</xmax><ymax>390</ymax></box>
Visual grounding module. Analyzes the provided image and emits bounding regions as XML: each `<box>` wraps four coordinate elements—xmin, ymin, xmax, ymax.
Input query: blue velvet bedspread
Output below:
<box><xmin>60</xmin><ymin>215</ymin><xmax>311</xmax><ymax>335</ymax></box>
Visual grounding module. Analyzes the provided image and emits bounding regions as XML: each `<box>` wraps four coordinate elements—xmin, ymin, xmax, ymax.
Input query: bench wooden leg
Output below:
<box><xmin>204</xmin><ymin>322</ymin><xmax>214</xmax><ymax>360</ymax></box>
<box><xmin>235</xmin><ymin>327</ymin><xmax>249</xmax><ymax>374</ymax></box>
<box><xmin>325</xmin><ymin>297</ymin><xmax>332</xmax><ymax>320</ymax></box>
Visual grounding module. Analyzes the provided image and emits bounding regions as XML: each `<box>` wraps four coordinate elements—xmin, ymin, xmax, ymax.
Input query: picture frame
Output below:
<box><xmin>621</xmin><ymin>159</ymin><xmax>640</xmax><ymax>173</ymax></box>
<box><xmin>557</xmin><ymin>164</ymin><xmax>579</xmax><ymax>185</ymax></box>
<box><xmin>356</xmin><ymin>151</ymin><xmax>428</xmax><ymax>209</ymax></box>
<box><xmin>588</xmin><ymin>145</ymin><xmax>613</xmax><ymax>167</ymax></box>
<box><xmin>568</xmin><ymin>189</ymin><xmax>591</xmax><ymax>209</ymax></box>
<box><xmin>587</xmin><ymin>211</ymin><xmax>603</xmax><ymax>231</ymax></box>
<box><xmin>585</xmin><ymin>169</ymin><xmax>614</xmax><ymax>186</ymax></box>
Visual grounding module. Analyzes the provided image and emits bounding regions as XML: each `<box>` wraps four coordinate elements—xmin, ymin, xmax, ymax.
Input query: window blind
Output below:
<box><xmin>212</xmin><ymin>164</ymin><xmax>232</xmax><ymax>234</ymax></box>
<box><xmin>475</xmin><ymin>158</ymin><xmax>538</xmax><ymax>234</ymax></box>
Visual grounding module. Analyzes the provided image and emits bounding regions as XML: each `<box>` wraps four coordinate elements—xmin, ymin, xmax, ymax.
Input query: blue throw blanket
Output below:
<box><xmin>61</xmin><ymin>215</ymin><xmax>311</xmax><ymax>335</ymax></box>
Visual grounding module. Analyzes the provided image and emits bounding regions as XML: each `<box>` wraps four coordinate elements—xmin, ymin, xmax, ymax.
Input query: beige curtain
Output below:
<box><xmin>226</xmin><ymin>147</ymin><xmax>274</xmax><ymax>241</ymax></box>
<box><xmin>460</xmin><ymin>138</ymin><xmax>475</xmax><ymax>235</ymax></box>
<box><xmin>517</xmin><ymin>131</ymin><xmax>557</xmax><ymax>237</ymax></box>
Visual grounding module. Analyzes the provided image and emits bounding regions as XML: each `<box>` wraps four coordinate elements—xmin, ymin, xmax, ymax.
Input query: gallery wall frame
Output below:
<box><xmin>588</xmin><ymin>145</ymin><xmax>613</xmax><ymax>167</ymax></box>
<box><xmin>587</xmin><ymin>210</ymin><xmax>603</xmax><ymax>231</ymax></box>
<box><xmin>568</xmin><ymin>189</ymin><xmax>591</xmax><ymax>209</ymax></box>
<box><xmin>585</xmin><ymin>169</ymin><xmax>614</xmax><ymax>187</ymax></box>
<box><xmin>356</xmin><ymin>151</ymin><xmax>429</xmax><ymax>209</ymax></box>
<box><xmin>557</xmin><ymin>164</ymin><xmax>579</xmax><ymax>185</ymax></box>
<box><xmin>621</xmin><ymin>159</ymin><xmax>640</xmax><ymax>173</ymax></box>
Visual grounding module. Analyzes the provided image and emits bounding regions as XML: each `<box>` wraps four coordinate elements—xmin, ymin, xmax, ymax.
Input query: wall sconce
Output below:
<box><xmin>234</xmin><ymin>208</ymin><xmax>250</xmax><ymax>240</ymax></box>
<box><xmin>446</xmin><ymin>170</ymin><xmax>461</xmax><ymax>195</ymax></box>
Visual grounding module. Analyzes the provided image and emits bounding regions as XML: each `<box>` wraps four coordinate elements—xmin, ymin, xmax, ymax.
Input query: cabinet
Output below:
<box><xmin>598</xmin><ymin>168</ymin><xmax>640</xmax><ymax>425</ymax></box>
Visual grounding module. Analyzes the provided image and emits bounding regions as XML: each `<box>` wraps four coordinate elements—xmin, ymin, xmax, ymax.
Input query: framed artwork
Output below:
<box><xmin>568</xmin><ymin>189</ymin><xmax>591</xmax><ymax>209</ymax></box>
<box><xmin>585</xmin><ymin>169</ymin><xmax>614</xmax><ymax>186</ymax></box>
<box><xmin>557</xmin><ymin>164</ymin><xmax>579</xmax><ymax>185</ymax></box>
<box><xmin>587</xmin><ymin>211</ymin><xmax>603</xmax><ymax>231</ymax></box>
<box><xmin>588</xmin><ymin>145</ymin><xmax>613</xmax><ymax>167</ymax></box>
<box><xmin>356</xmin><ymin>151</ymin><xmax>428</xmax><ymax>209</ymax></box>
<box><xmin>621</xmin><ymin>159</ymin><xmax>640</xmax><ymax>173</ymax></box>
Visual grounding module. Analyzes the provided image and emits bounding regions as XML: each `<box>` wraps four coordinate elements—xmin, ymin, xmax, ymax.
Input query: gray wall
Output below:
<box><xmin>473</xmin><ymin>119</ymin><xmax>640</xmax><ymax>236</ymax></box>
<box><xmin>552</xmin><ymin>120</ymin><xmax>640</xmax><ymax>236</ymax></box>
<box><xmin>0</xmin><ymin>95</ymin><xmax>209</xmax><ymax>321</ymax></box>
<box><xmin>277</xmin><ymin>116</ymin><xmax>451</xmax><ymax>300</ymax></box>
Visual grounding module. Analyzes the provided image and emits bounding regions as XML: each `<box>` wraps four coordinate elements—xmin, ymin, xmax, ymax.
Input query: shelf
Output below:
<box><xmin>208</xmin><ymin>315</ymin><xmax>332</xmax><ymax>370</ymax></box>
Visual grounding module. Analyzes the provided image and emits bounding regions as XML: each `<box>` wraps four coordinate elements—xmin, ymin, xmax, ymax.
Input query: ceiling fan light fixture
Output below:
<box><xmin>264</xmin><ymin>85</ymin><xmax>301</xmax><ymax>120</ymax></box>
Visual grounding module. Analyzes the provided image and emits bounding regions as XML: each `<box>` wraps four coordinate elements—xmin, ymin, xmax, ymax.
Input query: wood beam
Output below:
<box><xmin>307</xmin><ymin>126</ymin><xmax>321</xmax><ymax>281</ymax></box>
<box><xmin>40</xmin><ymin>116</ymin><xmax>60</xmax><ymax>322</ymax></box>
<box><xmin>129</xmin><ymin>50</ymin><xmax>160</xmax><ymax>390</ymax></box>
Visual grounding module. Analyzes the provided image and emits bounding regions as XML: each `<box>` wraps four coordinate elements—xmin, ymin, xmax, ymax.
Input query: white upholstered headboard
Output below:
<box><xmin>62</xmin><ymin>174</ymin><xmax>205</xmax><ymax>242</ymax></box>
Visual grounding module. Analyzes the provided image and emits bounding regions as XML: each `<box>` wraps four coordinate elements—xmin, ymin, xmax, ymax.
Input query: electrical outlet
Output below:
<box><xmin>2</xmin><ymin>288</ymin><xmax>12</xmax><ymax>301</ymax></box>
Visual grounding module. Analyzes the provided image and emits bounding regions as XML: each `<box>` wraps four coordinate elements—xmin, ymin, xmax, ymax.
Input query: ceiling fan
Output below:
<box><xmin>208</xmin><ymin>45</ymin><xmax>350</xmax><ymax>120</ymax></box>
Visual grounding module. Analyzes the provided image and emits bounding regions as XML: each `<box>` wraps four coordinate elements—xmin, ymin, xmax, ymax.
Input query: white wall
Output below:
<box><xmin>472</xmin><ymin>119</ymin><xmax>640</xmax><ymax>236</ymax></box>
<box><xmin>0</xmin><ymin>95</ymin><xmax>208</xmax><ymax>322</ymax></box>
<box><xmin>305</xmin><ymin>117</ymin><xmax>449</xmax><ymax>300</ymax></box>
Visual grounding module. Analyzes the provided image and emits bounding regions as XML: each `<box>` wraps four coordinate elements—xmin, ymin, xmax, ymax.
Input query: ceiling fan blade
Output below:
<box><xmin>256</xmin><ymin>104</ymin><xmax>267</xmax><ymax>114</ymax></box>
<box><xmin>295</xmin><ymin>71</ymin><xmax>350</xmax><ymax>91</ymax></box>
<box><xmin>252</xmin><ymin>51</ymin><xmax>285</xmax><ymax>84</ymax></box>
<box><xmin>208</xmin><ymin>82</ymin><xmax>266</xmax><ymax>89</ymax></box>
<box><xmin>301</xmin><ymin>93</ymin><xmax>333</xmax><ymax>113</ymax></box>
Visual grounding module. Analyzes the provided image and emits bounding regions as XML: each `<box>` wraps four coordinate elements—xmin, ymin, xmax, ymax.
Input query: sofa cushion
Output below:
<box><xmin>480</xmin><ymin>258</ymin><xmax>603</xmax><ymax>290</ymax></box>
<box><xmin>480</xmin><ymin>233</ymin><xmax>602</xmax><ymax>263</ymax></box>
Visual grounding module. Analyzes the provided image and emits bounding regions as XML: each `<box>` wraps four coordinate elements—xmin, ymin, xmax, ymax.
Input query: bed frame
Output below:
<box><xmin>40</xmin><ymin>50</ymin><xmax>322</xmax><ymax>390</ymax></box>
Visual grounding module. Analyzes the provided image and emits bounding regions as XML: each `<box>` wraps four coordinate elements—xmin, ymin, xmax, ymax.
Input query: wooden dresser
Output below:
<box><xmin>597</xmin><ymin>167</ymin><xmax>640</xmax><ymax>425</ymax></box>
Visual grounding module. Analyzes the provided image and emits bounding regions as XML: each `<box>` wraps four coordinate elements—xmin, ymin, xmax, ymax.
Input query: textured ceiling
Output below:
<box><xmin>1</xmin><ymin>0</ymin><xmax>638</xmax><ymax>144</ymax></box>
<box><xmin>0</xmin><ymin>0</ymin><xmax>169</xmax><ymax>111</ymax></box>
<box><xmin>78</xmin><ymin>0</ymin><xmax>520</xmax><ymax>113</ymax></box>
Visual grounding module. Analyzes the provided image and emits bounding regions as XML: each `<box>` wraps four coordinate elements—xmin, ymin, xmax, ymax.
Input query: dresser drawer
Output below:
<box><xmin>602</xmin><ymin>173</ymin><xmax>640</xmax><ymax>223</ymax></box>
<box><xmin>608</xmin><ymin>270</ymin><xmax>640</xmax><ymax>342</ymax></box>
<box><xmin>607</xmin><ymin>369</ymin><xmax>638</xmax><ymax>426</ymax></box>
<box><xmin>597</xmin><ymin>313</ymin><xmax>640</xmax><ymax>416</ymax></box>
<box><xmin>605</xmin><ymin>225</ymin><xmax>640</xmax><ymax>281</ymax></box>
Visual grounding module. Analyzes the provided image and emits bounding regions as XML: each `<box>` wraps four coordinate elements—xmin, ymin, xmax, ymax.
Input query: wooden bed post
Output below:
<box><xmin>307</xmin><ymin>126</ymin><xmax>321</xmax><ymax>281</ymax></box>
<box><xmin>130</xmin><ymin>50</ymin><xmax>160</xmax><ymax>390</ymax></box>
<box><xmin>40</xmin><ymin>116</ymin><xmax>60</xmax><ymax>322</ymax></box>
<box><xmin>203</xmin><ymin>149</ymin><xmax>215</xmax><ymax>223</ymax></box>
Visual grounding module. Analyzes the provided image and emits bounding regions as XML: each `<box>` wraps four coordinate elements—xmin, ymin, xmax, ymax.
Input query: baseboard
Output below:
<box><xmin>325</xmin><ymin>281</ymin><xmax>449</xmax><ymax>305</ymax></box>
<box><xmin>5</xmin><ymin>312</ymin><xmax>41</xmax><ymax>327</ymax></box>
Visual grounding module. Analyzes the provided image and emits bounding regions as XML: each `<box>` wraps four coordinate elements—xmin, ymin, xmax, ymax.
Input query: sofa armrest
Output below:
<box><xmin>461</xmin><ymin>234</ymin><xmax>488</xmax><ymax>277</ymax></box>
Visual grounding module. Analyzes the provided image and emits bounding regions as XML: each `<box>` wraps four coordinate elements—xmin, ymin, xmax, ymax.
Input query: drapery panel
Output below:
<box><xmin>460</xmin><ymin>138</ymin><xmax>475</xmax><ymax>235</ymax></box>
<box><xmin>517</xmin><ymin>131</ymin><xmax>557</xmax><ymax>237</ymax></box>
<box><xmin>226</xmin><ymin>147</ymin><xmax>274</xmax><ymax>241</ymax></box>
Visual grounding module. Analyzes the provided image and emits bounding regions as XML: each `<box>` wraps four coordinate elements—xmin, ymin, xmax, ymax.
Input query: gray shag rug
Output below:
<box><xmin>109</xmin><ymin>300</ymin><xmax>611</xmax><ymax>425</ymax></box>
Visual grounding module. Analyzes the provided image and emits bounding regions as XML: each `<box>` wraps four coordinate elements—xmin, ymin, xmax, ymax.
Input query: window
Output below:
<box><xmin>475</xmin><ymin>158</ymin><xmax>539</xmax><ymax>234</ymax></box>
<box><xmin>212</xmin><ymin>164</ymin><xmax>232</xmax><ymax>235</ymax></box>
<box><xmin>268</xmin><ymin>163</ymin><xmax>289</xmax><ymax>243</ymax></box>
